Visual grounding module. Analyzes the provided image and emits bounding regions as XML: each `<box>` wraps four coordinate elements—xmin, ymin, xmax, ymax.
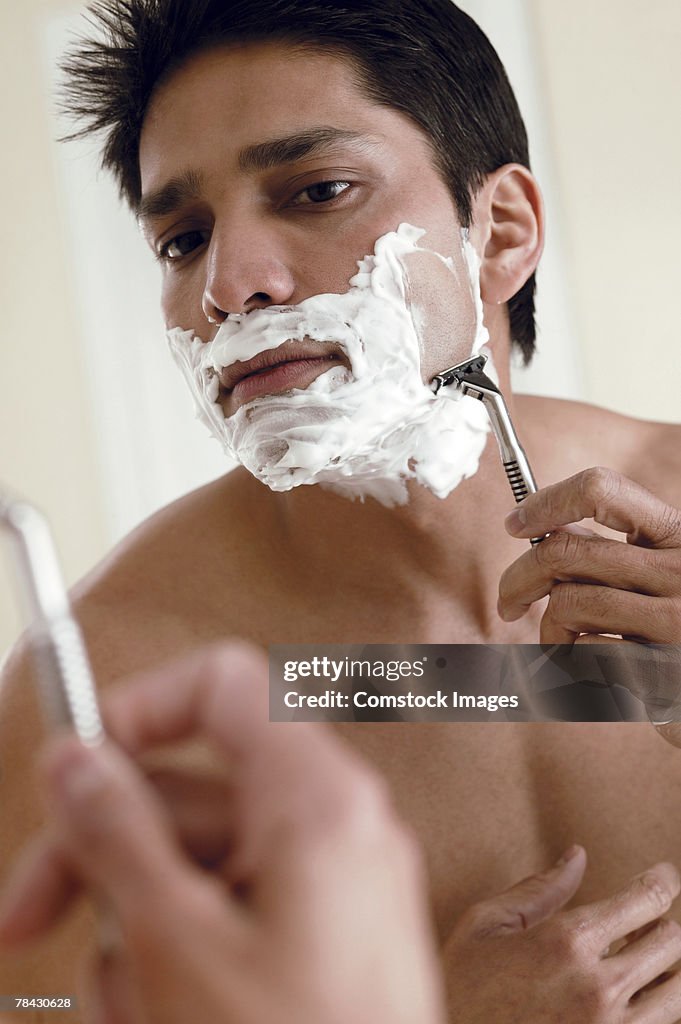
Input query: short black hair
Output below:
<box><xmin>61</xmin><ymin>0</ymin><xmax>537</xmax><ymax>361</ymax></box>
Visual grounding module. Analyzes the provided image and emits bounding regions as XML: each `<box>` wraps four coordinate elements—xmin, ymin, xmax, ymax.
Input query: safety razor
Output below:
<box><xmin>432</xmin><ymin>354</ymin><xmax>547</xmax><ymax>544</ymax></box>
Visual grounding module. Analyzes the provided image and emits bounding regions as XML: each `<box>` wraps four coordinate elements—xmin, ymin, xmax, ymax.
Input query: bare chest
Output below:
<box><xmin>333</xmin><ymin>718</ymin><xmax>681</xmax><ymax>944</ymax></box>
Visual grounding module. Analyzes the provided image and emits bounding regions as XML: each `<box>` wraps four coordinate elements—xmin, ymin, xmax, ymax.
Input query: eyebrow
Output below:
<box><xmin>137</xmin><ymin>126</ymin><xmax>379</xmax><ymax>222</ymax></box>
<box><xmin>237</xmin><ymin>126</ymin><xmax>375</xmax><ymax>172</ymax></box>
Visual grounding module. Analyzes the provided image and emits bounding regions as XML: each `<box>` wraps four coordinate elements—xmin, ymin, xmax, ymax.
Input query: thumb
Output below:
<box><xmin>469</xmin><ymin>845</ymin><xmax>587</xmax><ymax>936</ymax></box>
<box><xmin>41</xmin><ymin>735</ymin><xmax>212</xmax><ymax>933</ymax></box>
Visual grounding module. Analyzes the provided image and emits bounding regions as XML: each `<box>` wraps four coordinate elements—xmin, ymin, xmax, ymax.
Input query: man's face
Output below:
<box><xmin>138</xmin><ymin>41</ymin><xmax>479</xmax><ymax>414</ymax></box>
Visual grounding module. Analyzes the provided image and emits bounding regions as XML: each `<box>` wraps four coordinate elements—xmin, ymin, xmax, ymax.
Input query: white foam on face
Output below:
<box><xmin>167</xmin><ymin>223</ymin><xmax>491</xmax><ymax>507</ymax></box>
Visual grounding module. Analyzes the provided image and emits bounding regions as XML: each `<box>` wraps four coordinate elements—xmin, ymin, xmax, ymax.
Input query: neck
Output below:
<box><xmin>257</xmin><ymin>435</ymin><xmax>528</xmax><ymax>640</ymax></box>
<box><xmin>237</xmin><ymin>335</ymin><xmax>536</xmax><ymax>640</ymax></box>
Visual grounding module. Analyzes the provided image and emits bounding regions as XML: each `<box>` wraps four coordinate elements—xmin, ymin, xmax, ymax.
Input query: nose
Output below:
<box><xmin>202</xmin><ymin>223</ymin><xmax>296</xmax><ymax>322</ymax></box>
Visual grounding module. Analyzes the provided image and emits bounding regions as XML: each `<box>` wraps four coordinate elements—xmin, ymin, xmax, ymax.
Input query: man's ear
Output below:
<box><xmin>472</xmin><ymin>165</ymin><xmax>544</xmax><ymax>304</ymax></box>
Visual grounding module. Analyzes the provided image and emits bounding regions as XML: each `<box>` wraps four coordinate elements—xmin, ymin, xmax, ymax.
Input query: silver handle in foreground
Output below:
<box><xmin>0</xmin><ymin>490</ymin><xmax>103</xmax><ymax>746</ymax></box>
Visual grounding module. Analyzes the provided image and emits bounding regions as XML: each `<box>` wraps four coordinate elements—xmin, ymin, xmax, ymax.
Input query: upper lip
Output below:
<box><xmin>218</xmin><ymin>341</ymin><xmax>347</xmax><ymax>392</ymax></box>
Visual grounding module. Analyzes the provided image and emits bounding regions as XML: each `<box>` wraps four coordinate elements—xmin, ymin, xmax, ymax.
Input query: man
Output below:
<box><xmin>1</xmin><ymin>0</ymin><xmax>681</xmax><ymax>1018</ymax></box>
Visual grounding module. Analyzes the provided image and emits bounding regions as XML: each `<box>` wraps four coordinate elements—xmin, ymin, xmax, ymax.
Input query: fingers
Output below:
<box><xmin>2</xmin><ymin>643</ymin><xmax>396</xmax><ymax>952</ymax></box>
<box><xmin>499</xmin><ymin>470</ymin><xmax>681</xmax><ymax>643</ymax></box>
<box><xmin>611</xmin><ymin>917</ymin><xmax>681</xmax><ymax>1001</ymax></box>
<box><xmin>462</xmin><ymin>845</ymin><xmax>587</xmax><ymax>937</ymax></box>
<box><xmin>504</xmin><ymin>467</ymin><xmax>681</xmax><ymax>548</ymax></box>
<box><xmin>498</xmin><ymin>528</ymin><xmax>680</xmax><ymax>642</ymax></box>
<box><xmin>35</xmin><ymin>735</ymin><xmax>234</xmax><ymax>949</ymax></box>
<box><xmin>569</xmin><ymin>639</ymin><xmax>681</xmax><ymax>720</ymax></box>
<box><xmin>103</xmin><ymin>643</ymin><xmax>353</xmax><ymax>806</ymax></box>
<box><xmin>102</xmin><ymin>644</ymin><xmax>384</xmax><ymax>908</ymax></box>
<box><xmin>102</xmin><ymin>642</ymin><xmax>272</xmax><ymax>755</ymax></box>
<box><xmin>537</xmin><ymin>585</ymin><xmax>678</xmax><ymax>645</ymax></box>
<box><xmin>140</xmin><ymin>762</ymin><xmax>235</xmax><ymax>867</ymax></box>
<box><xmin>499</xmin><ymin>530</ymin><xmax>678</xmax><ymax>621</ymax></box>
<box><xmin>629</xmin><ymin>970</ymin><xmax>681</xmax><ymax>1024</ymax></box>
<box><xmin>567</xmin><ymin>863</ymin><xmax>680</xmax><ymax>953</ymax></box>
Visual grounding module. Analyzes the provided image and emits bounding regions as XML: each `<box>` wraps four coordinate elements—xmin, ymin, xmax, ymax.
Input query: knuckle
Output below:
<box><xmin>198</xmin><ymin>647</ymin><xmax>233</xmax><ymax>688</ymax></box>
<box><xmin>333</xmin><ymin>764</ymin><xmax>396</xmax><ymax>837</ymax></box>
<box><xmin>536</xmin><ymin>530</ymin><xmax>583</xmax><ymax>569</ymax></box>
<box><xmin>548</xmin><ymin>582</ymin><xmax>581</xmax><ymax>618</ymax></box>
<box><xmin>652</xmin><ymin>506</ymin><xmax>681</xmax><ymax>546</ymax></box>
<box><xmin>548</xmin><ymin>581</ymin><xmax>615</xmax><ymax>628</ymax></box>
<box><xmin>580</xmin><ymin>466</ymin><xmax>621</xmax><ymax>508</ymax></box>
<box><xmin>638</xmin><ymin>545</ymin><xmax>669</xmax><ymax>580</ymax></box>
<box><xmin>459</xmin><ymin>900</ymin><xmax>529</xmax><ymax>942</ymax></box>
<box><xmin>458</xmin><ymin>885</ymin><xmax>540</xmax><ymax>941</ymax></box>
<box><xmin>636</xmin><ymin>869</ymin><xmax>673</xmax><ymax>915</ymax></box>
<box><xmin>578</xmin><ymin>976</ymin><xmax>615</xmax><ymax>1021</ymax></box>
<box><xmin>660</xmin><ymin>597</ymin><xmax>681</xmax><ymax>640</ymax></box>
<box><xmin>193</xmin><ymin>642</ymin><xmax>268</xmax><ymax>698</ymax></box>
<box><xmin>456</xmin><ymin>900</ymin><xmax>493</xmax><ymax>938</ymax></box>
<box><xmin>654</xmin><ymin>916</ymin><xmax>681</xmax><ymax>948</ymax></box>
<box><xmin>546</xmin><ymin>917</ymin><xmax>589</xmax><ymax>961</ymax></box>
<box><xmin>206</xmin><ymin>640</ymin><xmax>268</xmax><ymax>677</ymax></box>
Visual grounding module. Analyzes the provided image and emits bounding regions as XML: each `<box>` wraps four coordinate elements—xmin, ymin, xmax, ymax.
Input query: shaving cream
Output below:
<box><xmin>168</xmin><ymin>223</ymin><xmax>491</xmax><ymax>506</ymax></box>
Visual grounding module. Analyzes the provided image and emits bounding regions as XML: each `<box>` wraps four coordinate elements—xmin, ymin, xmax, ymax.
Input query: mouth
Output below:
<box><xmin>217</xmin><ymin>341</ymin><xmax>349</xmax><ymax>412</ymax></box>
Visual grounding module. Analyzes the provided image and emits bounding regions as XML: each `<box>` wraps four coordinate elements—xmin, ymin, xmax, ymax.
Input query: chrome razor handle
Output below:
<box><xmin>431</xmin><ymin>355</ymin><xmax>548</xmax><ymax>546</ymax></box>
<box><xmin>502</xmin><ymin>461</ymin><xmax>545</xmax><ymax>546</ymax></box>
<box><xmin>485</xmin><ymin>395</ymin><xmax>546</xmax><ymax>546</ymax></box>
<box><xmin>0</xmin><ymin>491</ymin><xmax>104</xmax><ymax>746</ymax></box>
<box><xmin>30</xmin><ymin>616</ymin><xmax>104</xmax><ymax>746</ymax></box>
<box><xmin>504</xmin><ymin>459</ymin><xmax>534</xmax><ymax>503</ymax></box>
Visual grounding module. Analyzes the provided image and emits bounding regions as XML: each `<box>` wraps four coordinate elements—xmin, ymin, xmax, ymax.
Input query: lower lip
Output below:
<box><xmin>229</xmin><ymin>357</ymin><xmax>342</xmax><ymax>407</ymax></box>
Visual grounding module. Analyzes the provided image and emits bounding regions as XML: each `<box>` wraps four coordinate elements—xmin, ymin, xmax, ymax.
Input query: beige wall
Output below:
<box><xmin>530</xmin><ymin>0</ymin><xmax>681</xmax><ymax>419</ymax></box>
<box><xmin>0</xmin><ymin>0</ymin><xmax>108</xmax><ymax>657</ymax></box>
<box><xmin>1</xmin><ymin>1</ymin><xmax>679</xmax><ymax>656</ymax></box>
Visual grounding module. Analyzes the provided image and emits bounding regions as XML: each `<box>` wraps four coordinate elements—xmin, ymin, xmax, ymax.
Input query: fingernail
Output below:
<box><xmin>505</xmin><ymin>507</ymin><xmax>526</xmax><ymax>535</ymax></box>
<box><xmin>556</xmin><ymin>844</ymin><xmax>581</xmax><ymax>865</ymax></box>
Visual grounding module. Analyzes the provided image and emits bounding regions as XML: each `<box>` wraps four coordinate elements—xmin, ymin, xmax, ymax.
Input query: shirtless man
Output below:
<box><xmin>2</xmin><ymin>0</ymin><xmax>681</xmax><ymax>1020</ymax></box>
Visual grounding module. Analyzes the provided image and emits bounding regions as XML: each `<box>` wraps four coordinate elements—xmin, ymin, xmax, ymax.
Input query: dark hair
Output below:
<box><xmin>61</xmin><ymin>0</ymin><xmax>537</xmax><ymax>361</ymax></box>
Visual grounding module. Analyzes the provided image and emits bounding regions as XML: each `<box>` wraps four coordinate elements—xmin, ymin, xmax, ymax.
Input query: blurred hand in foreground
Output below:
<box><xmin>2</xmin><ymin>644</ymin><xmax>681</xmax><ymax>1023</ymax></box>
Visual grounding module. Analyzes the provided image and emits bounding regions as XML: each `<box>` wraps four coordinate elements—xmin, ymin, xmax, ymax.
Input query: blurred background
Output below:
<box><xmin>1</xmin><ymin>0</ymin><xmax>679</xmax><ymax>656</ymax></box>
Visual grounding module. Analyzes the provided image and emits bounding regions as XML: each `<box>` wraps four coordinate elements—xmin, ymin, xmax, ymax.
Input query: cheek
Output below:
<box><xmin>161</xmin><ymin>269</ymin><xmax>206</xmax><ymax>332</ymax></box>
<box><xmin>401</xmin><ymin>249</ymin><xmax>478</xmax><ymax>380</ymax></box>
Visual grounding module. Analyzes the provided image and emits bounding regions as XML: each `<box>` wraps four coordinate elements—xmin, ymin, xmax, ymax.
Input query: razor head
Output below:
<box><xmin>431</xmin><ymin>354</ymin><xmax>499</xmax><ymax>396</ymax></box>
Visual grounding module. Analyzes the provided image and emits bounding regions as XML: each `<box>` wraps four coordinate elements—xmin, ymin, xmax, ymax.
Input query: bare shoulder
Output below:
<box><xmin>0</xmin><ymin>467</ymin><xmax>256</xmax><ymax>801</ymax></box>
<box><xmin>67</xmin><ymin>467</ymin><xmax>259</xmax><ymax>682</ymax></box>
<box><xmin>0</xmin><ymin>467</ymin><xmax>250</xmax><ymax>780</ymax></box>
<box><xmin>518</xmin><ymin>394</ymin><xmax>681</xmax><ymax>507</ymax></box>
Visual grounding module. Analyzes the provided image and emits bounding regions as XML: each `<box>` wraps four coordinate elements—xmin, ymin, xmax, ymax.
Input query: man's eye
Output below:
<box><xmin>158</xmin><ymin>229</ymin><xmax>208</xmax><ymax>262</ymax></box>
<box><xmin>290</xmin><ymin>181</ymin><xmax>351</xmax><ymax>206</ymax></box>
